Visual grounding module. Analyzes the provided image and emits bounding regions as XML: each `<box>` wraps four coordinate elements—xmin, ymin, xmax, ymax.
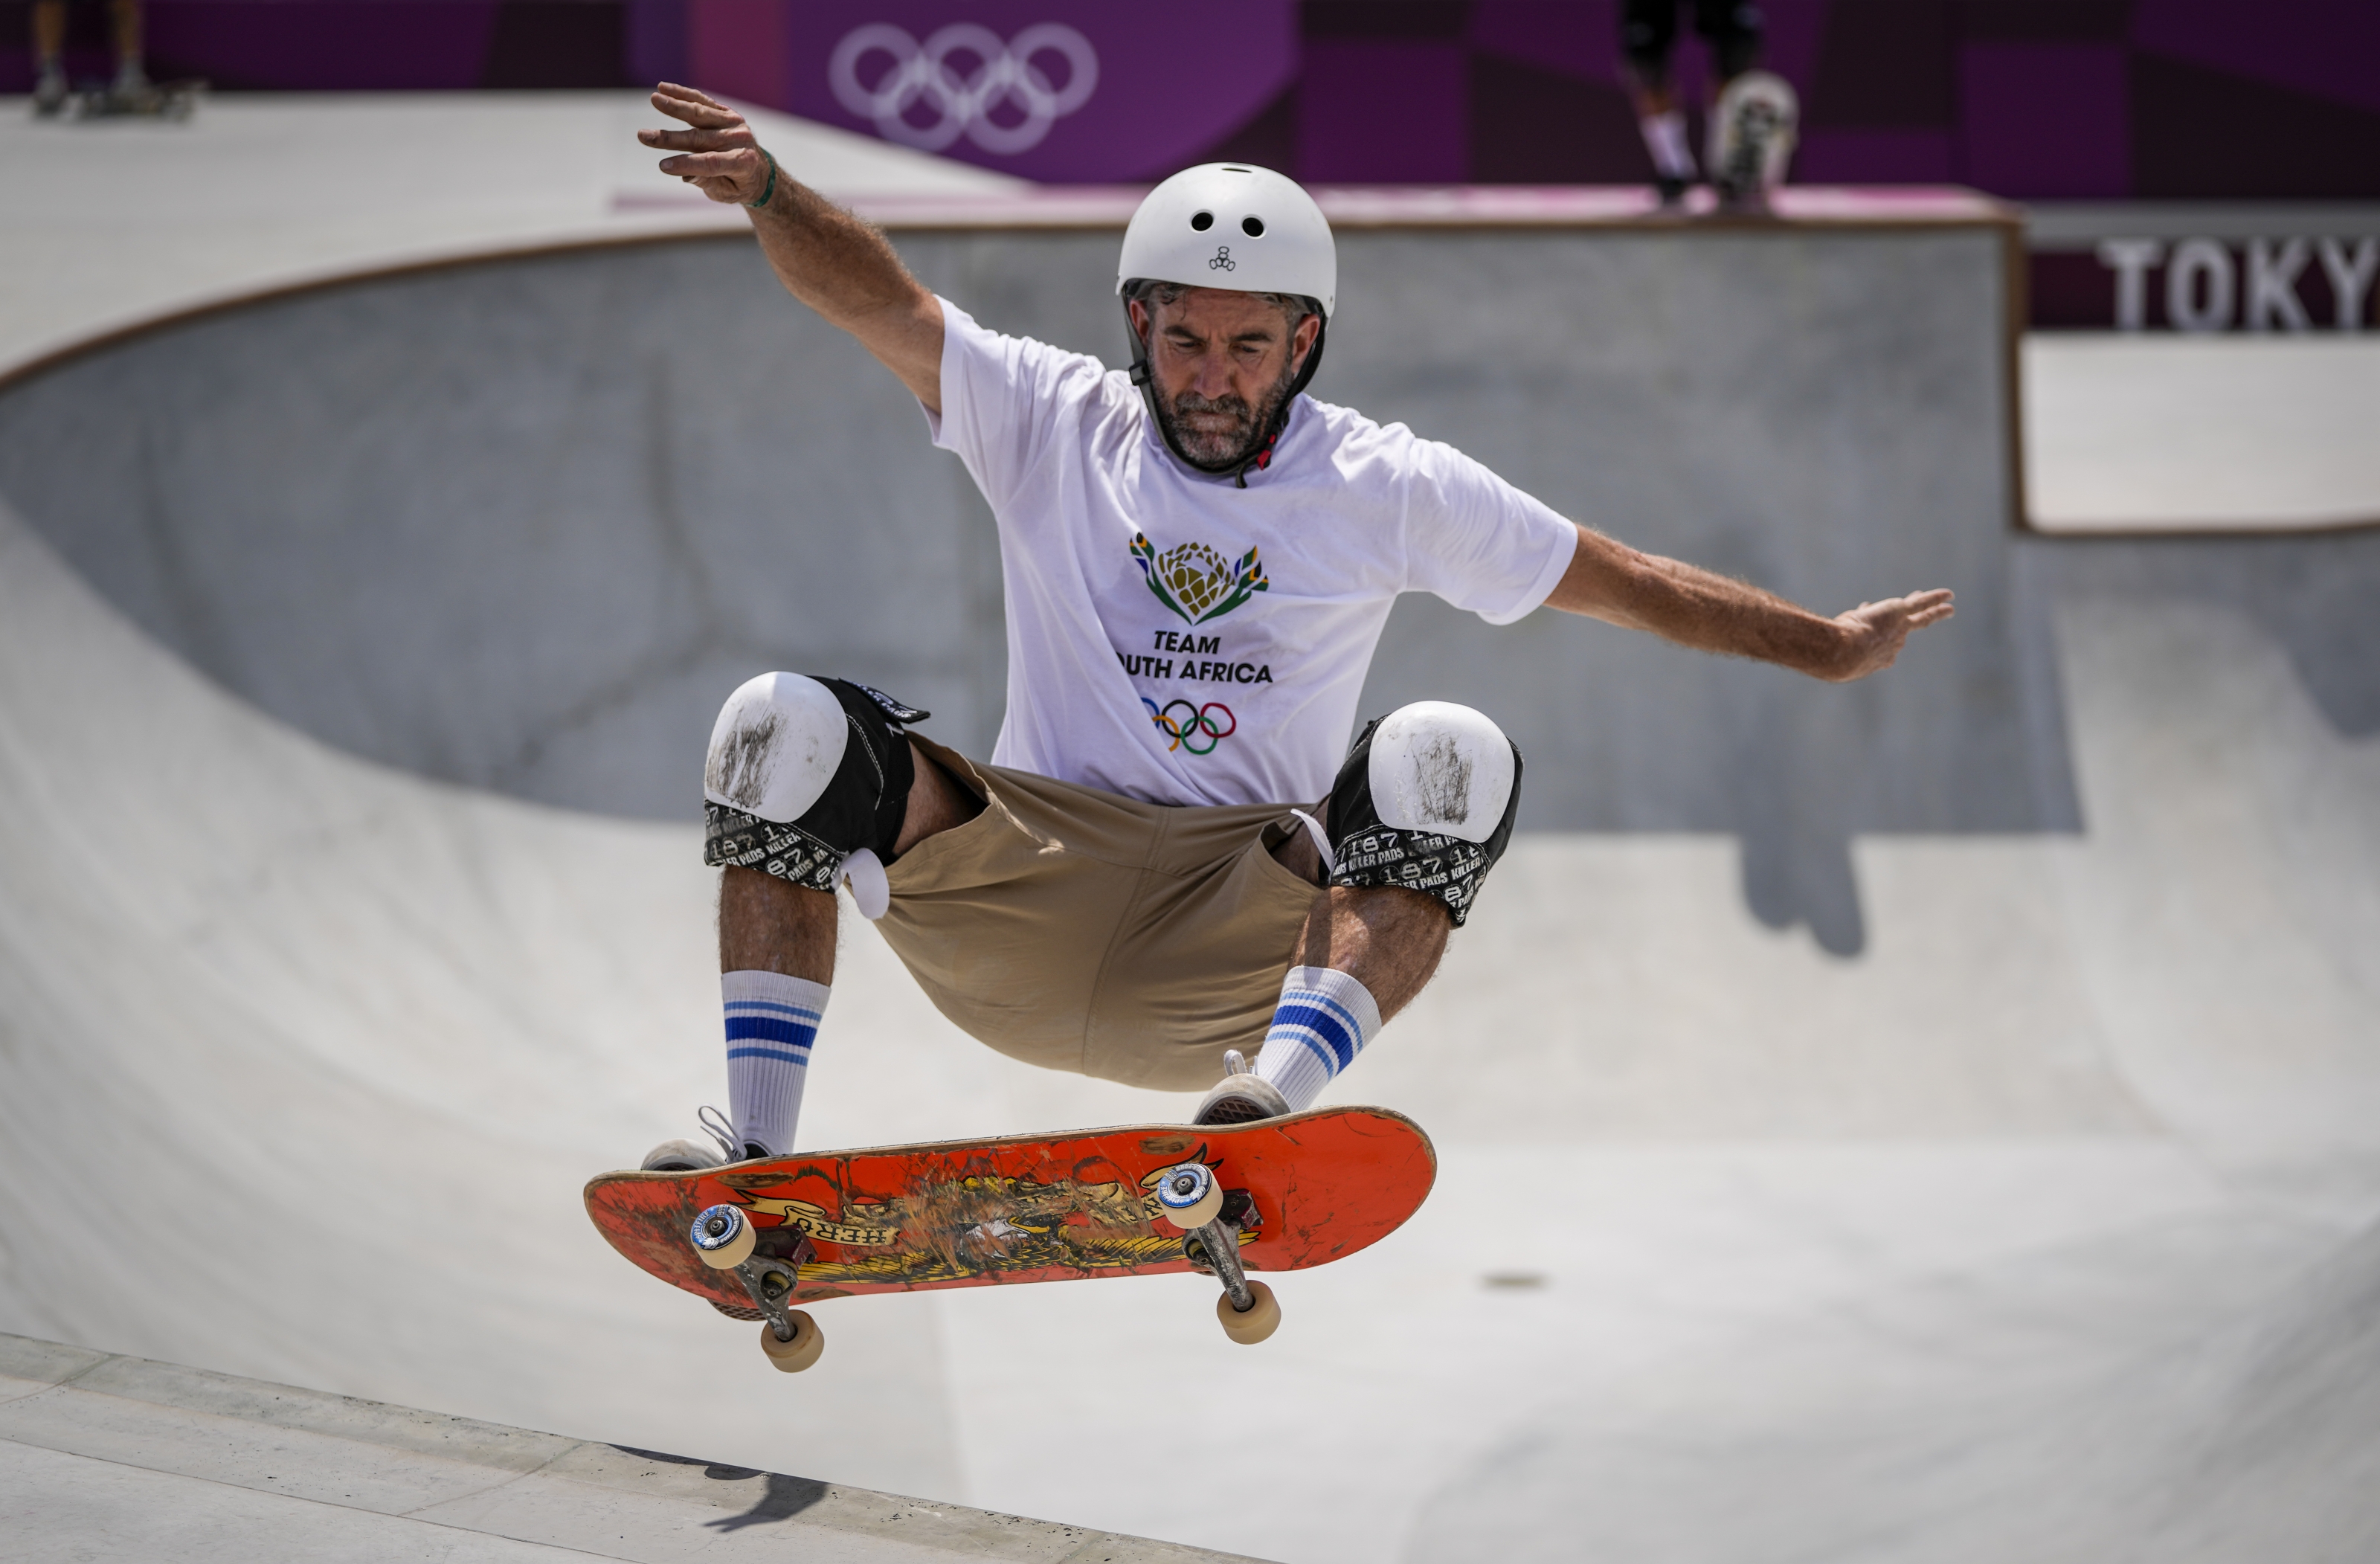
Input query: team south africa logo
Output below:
<box><xmin>1130</xmin><ymin>532</ymin><xmax>1267</xmax><ymax>625</ymax></box>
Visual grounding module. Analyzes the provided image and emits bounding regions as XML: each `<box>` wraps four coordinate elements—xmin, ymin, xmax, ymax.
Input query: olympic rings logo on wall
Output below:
<box><xmin>828</xmin><ymin>23</ymin><xmax>1099</xmax><ymax>155</ymax></box>
<box><xmin>1143</xmin><ymin>698</ymin><xmax>1238</xmax><ymax>756</ymax></box>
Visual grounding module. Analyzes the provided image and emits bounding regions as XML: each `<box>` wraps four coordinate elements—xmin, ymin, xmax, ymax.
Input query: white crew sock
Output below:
<box><xmin>722</xmin><ymin>970</ymin><xmax>829</xmax><ymax>1156</ymax></box>
<box><xmin>1253</xmin><ymin>966</ymin><xmax>1384</xmax><ymax>1112</ymax></box>
<box><xmin>1639</xmin><ymin>109</ymin><xmax>1697</xmax><ymax>180</ymax></box>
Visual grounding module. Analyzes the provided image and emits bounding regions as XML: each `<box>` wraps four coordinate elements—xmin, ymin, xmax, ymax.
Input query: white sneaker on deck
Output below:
<box><xmin>641</xmin><ymin>1105</ymin><xmax>772</xmax><ymax>1171</ymax></box>
<box><xmin>1191</xmin><ymin>1049</ymin><xmax>1293</xmax><ymax>1126</ymax></box>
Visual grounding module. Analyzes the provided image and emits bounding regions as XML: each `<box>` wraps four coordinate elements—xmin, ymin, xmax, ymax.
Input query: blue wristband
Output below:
<box><xmin>747</xmin><ymin>149</ymin><xmax>779</xmax><ymax>210</ymax></box>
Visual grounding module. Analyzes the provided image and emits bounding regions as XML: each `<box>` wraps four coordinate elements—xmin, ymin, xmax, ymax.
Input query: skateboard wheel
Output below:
<box><xmin>1156</xmin><ymin>1162</ymin><xmax>1223</xmax><ymax>1231</ymax></box>
<box><xmin>1217</xmin><ymin>1279</ymin><xmax>1280</xmax><ymax>1345</ymax></box>
<box><xmin>759</xmin><ymin>1311</ymin><xmax>824</xmax><ymax>1372</ymax></box>
<box><xmin>690</xmin><ymin>1203</ymin><xmax>756</xmax><ymax>1269</ymax></box>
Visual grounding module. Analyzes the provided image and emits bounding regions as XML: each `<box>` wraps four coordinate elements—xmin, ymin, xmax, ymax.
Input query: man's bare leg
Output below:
<box><xmin>1197</xmin><ymin>873</ymin><xmax>1452</xmax><ymax>1124</ymax></box>
<box><xmin>1189</xmin><ymin>816</ymin><xmax>1458</xmax><ymax>1124</ymax></box>
<box><xmin>1229</xmin><ymin>691</ymin><xmax>1518</xmax><ymax>1124</ymax></box>
<box><xmin>1267</xmin><ymin>822</ymin><xmax>1452</xmax><ymax>1022</ymax></box>
<box><xmin>716</xmin><ymin>738</ymin><xmax>978</xmax><ymax>978</ymax></box>
<box><xmin>1266</xmin><ymin>809</ymin><xmax>1447</xmax><ymax>1018</ymax></box>
<box><xmin>1293</xmin><ymin>886</ymin><xmax>1450</xmax><ymax>1023</ymax></box>
<box><xmin>654</xmin><ymin>739</ymin><xmax>980</xmax><ymax>1168</ymax></box>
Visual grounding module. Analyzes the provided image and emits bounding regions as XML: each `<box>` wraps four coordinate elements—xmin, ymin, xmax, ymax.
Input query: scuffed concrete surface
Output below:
<box><xmin>0</xmin><ymin>1333</ymin><xmax>1264</xmax><ymax>1563</ymax></box>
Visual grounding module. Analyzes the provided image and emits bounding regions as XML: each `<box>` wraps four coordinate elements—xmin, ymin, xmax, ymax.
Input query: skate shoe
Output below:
<box><xmin>1191</xmin><ymin>1049</ymin><xmax>1292</xmax><ymax>1126</ymax></box>
<box><xmin>33</xmin><ymin>68</ymin><xmax>68</xmax><ymax>118</ymax></box>
<box><xmin>641</xmin><ymin>1104</ymin><xmax>771</xmax><ymax>1171</ymax></box>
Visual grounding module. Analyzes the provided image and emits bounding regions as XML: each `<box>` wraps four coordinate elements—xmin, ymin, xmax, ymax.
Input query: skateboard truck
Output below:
<box><xmin>1154</xmin><ymin>1162</ymin><xmax>1281</xmax><ymax>1344</ymax></box>
<box><xmin>689</xmin><ymin>1203</ymin><xmax>826</xmax><ymax>1372</ymax></box>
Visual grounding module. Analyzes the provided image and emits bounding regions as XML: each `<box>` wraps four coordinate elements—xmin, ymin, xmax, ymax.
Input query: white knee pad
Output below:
<box><xmin>1325</xmin><ymin>701</ymin><xmax>1522</xmax><ymax>927</ymax></box>
<box><xmin>705</xmin><ymin>672</ymin><xmax>849</xmax><ymax>824</ymax></box>
<box><xmin>701</xmin><ymin>673</ymin><xmax>926</xmax><ymax>916</ymax></box>
<box><xmin>1366</xmin><ymin>701</ymin><xmax>1517</xmax><ymax>845</ymax></box>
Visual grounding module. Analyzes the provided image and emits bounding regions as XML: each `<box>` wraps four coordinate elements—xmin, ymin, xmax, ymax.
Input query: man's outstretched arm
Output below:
<box><xmin>640</xmin><ymin>83</ymin><xmax>944</xmax><ymax>412</ymax></box>
<box><xmin>1544</xmin><ymin>524</ymin><xmax>1955</xmax><ymax>682</ymax></box>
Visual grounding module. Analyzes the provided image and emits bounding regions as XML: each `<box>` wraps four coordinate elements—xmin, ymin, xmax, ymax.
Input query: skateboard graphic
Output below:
<box><xmin>585</xmin><ymin>1107</ymin><xmax>1435</xmax><ymax>1371</ymax></box>
<box><xmin>1708</xmin><ymin>70</ymin><xmax>1800</xmax><ymax>210</ymax></box>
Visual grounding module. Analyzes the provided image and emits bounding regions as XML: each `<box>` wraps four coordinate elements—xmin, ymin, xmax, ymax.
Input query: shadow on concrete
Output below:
<box><xmin>610</xmin><ymin>1445</ymin><xmax>832</xmax><ymax>1530</ymax></box>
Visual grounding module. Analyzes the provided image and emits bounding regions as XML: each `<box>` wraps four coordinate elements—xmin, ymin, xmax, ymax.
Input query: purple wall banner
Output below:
<box><xmin>18</xmin><ymin>0</ymin><xmax>2380</xmax><ymax>202</ymax></box>
<box><xmin>780</xmin><ymin>1</ymin><xmax>1294</xmax><ymax>184</ymax></box>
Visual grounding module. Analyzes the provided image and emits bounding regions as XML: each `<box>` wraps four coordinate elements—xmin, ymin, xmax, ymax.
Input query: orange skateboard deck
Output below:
<box><xmin>585</xmin><ymin>1107</ymin><xmax>1434</xmax><ymax>1367</ymax></box>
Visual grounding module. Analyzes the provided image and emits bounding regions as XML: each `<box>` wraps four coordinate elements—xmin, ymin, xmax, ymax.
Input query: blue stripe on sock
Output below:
<box><xmin>725</xmin><ymin>1014</ymin><xmax>820</xmax><ymax>1048</ymax></box>
<box><xmin>1283</xmin><ymin>988</ymin><xmax>1365</xmax><ymax>1048</ymax></box>
<box><xmin>1271</xmin><ymin>1003</ymin><xmax>1359</xmax><ymax>1072</ymax></box>
<box><xmin>727</xmin><ymin>1044</ymin><xmax>811</xmax><ymax>1064</ymax></box>
<box><xmin>724</xmin><ymin>1000</ymin><xmax>823</xmax><ymax>1023</ymax></box>
<box><xmin>1278</xmin><ymin>1029</ymin><xmax>1341</xmax><ymax>1080</ymax></box>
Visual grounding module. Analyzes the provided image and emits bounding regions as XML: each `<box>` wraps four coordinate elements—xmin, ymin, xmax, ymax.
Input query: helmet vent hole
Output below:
<box><xmin>1189</xmin><ymin>210</ymin><xmax>1214</xmax><ymax>232</ymax></box>
<box><xmin>1241</xmin><ymin>216</ymin><xmax>1266</xmax><ymax>237</ymax></box>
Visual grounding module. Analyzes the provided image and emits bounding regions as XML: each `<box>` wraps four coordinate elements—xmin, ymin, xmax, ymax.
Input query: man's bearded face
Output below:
<box><xmin>1156</xmin><ymin>369</ymin><xmax>1299</xmax><ymax>470</ymax></box>
<box><xmin>1133</xmin><ymin>288</ymin><xmax>1317</xmax><ymax>472</ymax></box>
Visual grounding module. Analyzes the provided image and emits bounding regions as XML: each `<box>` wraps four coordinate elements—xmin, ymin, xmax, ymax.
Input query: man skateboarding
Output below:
<box><xmin>633</xmin><ymin>83</ymin><xmax>1952</xmax><ymax>1176</ymax></box>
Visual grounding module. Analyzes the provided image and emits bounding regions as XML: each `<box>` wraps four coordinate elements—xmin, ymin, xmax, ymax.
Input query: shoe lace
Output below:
<box><xmin>695</xmin><ymin>1104</ymin><xmax>739</xmax><ymax>1162</ymax></box>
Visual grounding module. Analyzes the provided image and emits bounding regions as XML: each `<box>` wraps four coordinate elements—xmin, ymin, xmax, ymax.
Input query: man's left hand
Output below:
<box><xmin>1826</xmin><ymin>588</ymin><xmax>1955</xmax><ymax>682</ymax></box>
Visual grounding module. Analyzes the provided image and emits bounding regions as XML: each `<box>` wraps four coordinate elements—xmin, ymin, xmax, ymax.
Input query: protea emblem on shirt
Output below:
<box><xmin>1130</xmin><ymin>533</ymin><xmax>1269</xmax><ymax>625</ymax></box>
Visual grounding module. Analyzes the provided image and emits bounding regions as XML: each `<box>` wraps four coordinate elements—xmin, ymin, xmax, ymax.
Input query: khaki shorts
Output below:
<box><xmin>876</xmin><ymin>736</ymin><xmax>1321</xmax><ymax>1092</ymax></box>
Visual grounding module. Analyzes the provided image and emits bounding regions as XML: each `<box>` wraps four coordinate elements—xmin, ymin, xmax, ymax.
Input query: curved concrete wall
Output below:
<box><xmin>3</xmin><ymin>226</ymin><xmax>2375</xmax><ymax>954</ymax></box>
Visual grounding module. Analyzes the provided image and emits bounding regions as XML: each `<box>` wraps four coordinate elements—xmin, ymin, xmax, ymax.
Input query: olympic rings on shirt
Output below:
<box><xmin>828</xmin><ymin>23</ymin><xmax>1099</xmax><ymax>155</ymax></box>
<box><xmin>1142</xmin><ymin>698</ymin><xmax>1238</xmax><ymax>756</ymax></box>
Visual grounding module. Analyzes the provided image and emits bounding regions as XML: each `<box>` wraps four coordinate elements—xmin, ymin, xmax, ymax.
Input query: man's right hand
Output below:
<box><xmin>641</xmin><ymin>83</ymin><xmax>771</xmax><ymax>205</ymax></box>
<box><xmin>640</xmin><ymin>81</ymin><xmax>945</xmax><ymax>412</ymax></box>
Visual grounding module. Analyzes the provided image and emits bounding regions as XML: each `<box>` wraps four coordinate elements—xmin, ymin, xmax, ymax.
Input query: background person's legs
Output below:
<box><xmin>1620</xmin><ymin>0</ymin><xmax>1696</xmax><ymax>202</ymax></box>
<box><xmin>1694</xmin><ymin>0</ymin><xmax>1766</xmax><ymax>85</ymax></box>
<box><xmin>31</xmin><ymin>0</ymin><xmax>67</xmax><ymax>114</ymax></box>
<box><xmin>31</xmin><ymin>0</ymin><xmax>152</xmax><ymax>115</ymax></box>
<box><xmin>1622</xmin><ymin>0</ymin><xmax>1769</xmax><ymax>202</ymax></box>
<box><xmin>1691</xmin><ymin>0</ymin><xmax>1772</xmax><ymax>193</ymax></box>
<box><xmin>108</xmin><ymin>0</ymin><xmax>146</xmax><ymax>97</ymax></box>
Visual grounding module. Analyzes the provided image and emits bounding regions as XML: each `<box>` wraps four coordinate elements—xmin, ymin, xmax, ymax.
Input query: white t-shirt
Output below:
<box><xmin>926</xmin><ymin>299</ymin><xmax>1578</xmax><ymax>808</ymax></box>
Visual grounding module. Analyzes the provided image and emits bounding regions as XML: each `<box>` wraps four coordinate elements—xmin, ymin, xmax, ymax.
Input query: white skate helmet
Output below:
<box><xmin>1116</xmin><ymin>164</ymin><xmax>1336</xmax><ymax>481</ymax></box>
<box><xmin>1116</xmin><ymin>162</ymin><xmax>1336</xmax><ymax>318</ymax></box>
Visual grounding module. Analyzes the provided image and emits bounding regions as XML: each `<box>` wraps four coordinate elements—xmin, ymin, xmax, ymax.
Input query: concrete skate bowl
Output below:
<box><xmin>2</xmin><ymin>227</ymin><xmax>2379</xmax><ymax>1562</ymax></box>
<box><xmin>1</xmin><ymin>223</ymin><xmax>2059</xmax><ymax>952</ymax></box>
